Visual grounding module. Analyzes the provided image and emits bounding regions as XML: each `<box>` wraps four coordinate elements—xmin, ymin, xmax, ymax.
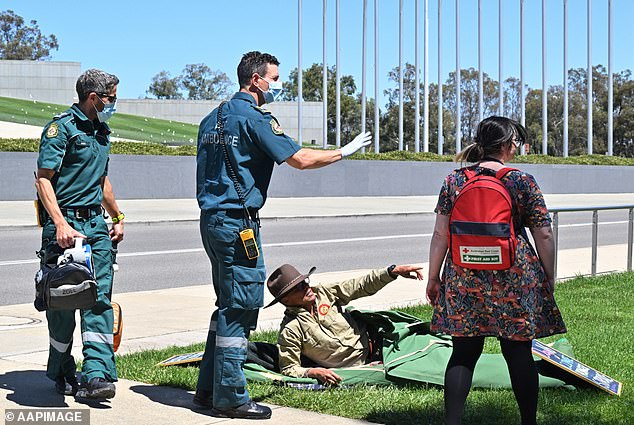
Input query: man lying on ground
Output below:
<box><xmin>265</xmin><ymin>263</ymin><xmax>423</xmax><ymax>384</ymax></box>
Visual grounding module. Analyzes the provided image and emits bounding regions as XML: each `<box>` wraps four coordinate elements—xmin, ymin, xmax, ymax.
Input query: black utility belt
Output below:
<box><xmin>225</xmin><ymin>208</ymin><xmax>259</xmax><ymax>221</ymax></box>
<box><xmin>60</xmin><ymin>206</ymin><xmax>103</xmax><ymax>220</ymax></box>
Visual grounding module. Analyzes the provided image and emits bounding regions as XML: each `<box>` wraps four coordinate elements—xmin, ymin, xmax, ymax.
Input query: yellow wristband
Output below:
<box><xmin>111</xmin><ymin>212</ymin><xmax>125</xmax><ymax>224</ymax></box>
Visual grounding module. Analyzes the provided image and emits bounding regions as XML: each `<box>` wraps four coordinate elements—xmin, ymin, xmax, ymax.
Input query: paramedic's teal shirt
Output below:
<box><xmin>196</xmin><ymin>92</ymin><xmax>300</xmax><ymax>211</ymax></box>
<box><xmin>37</xmin><ymin>104</ymin><xmax>111</xmax><ymax>207</ymax></box>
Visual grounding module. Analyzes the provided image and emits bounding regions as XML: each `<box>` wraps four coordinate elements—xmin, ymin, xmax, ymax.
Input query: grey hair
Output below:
<box><xmin>76</xmin><ymin>69</ymin><xmax>119</xmax><ymax>101</ymax></box>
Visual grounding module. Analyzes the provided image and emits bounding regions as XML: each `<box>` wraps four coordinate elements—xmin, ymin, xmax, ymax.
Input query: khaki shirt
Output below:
<box><xmin>277</xmin><ymin>268</ymin><xmax>395</xmax><ymax>378</ymax></box>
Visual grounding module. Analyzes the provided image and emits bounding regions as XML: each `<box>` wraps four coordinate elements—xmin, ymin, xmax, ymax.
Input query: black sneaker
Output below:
<box><xmin>54</xmin><ymin>375</ymin><xmax>79</xmax><ymax>396</ymax></box>
<box><xmin>192</xmin><ymin>388</ymin><xmax>213</xmax><ymax>409</ymax></box>
<box><xmin>211</xmin><ymin>400</ymin><xmax>272</xmax><ymax>419</ymax></box>
<box><xmin>75</xmin><ymin>377</ymin><xmax>116</xmax><ymax>400</ymax></box>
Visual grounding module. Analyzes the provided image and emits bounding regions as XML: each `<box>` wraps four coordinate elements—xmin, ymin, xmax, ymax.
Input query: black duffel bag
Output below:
<box><xmin>35</xmin><ymin>243</ymin><xmax>97</xmax><ymax>311</ymax></box>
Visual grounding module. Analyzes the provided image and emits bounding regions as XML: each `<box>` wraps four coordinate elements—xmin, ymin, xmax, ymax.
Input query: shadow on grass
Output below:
<box><xmin>364</xmin><ymin>388</ymin><xmax>626</xmax><ymax>425</ymax></box>
<box><xmin>365</xmin><ymin>402</ymin><xmax>620</xmax><ymax>425</ymax></box>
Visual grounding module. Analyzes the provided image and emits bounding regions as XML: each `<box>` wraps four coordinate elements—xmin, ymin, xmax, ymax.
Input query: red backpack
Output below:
<box><xmin>448</xmin><ymin>167</ymin><xmax>519</xmax><ymax>270</ymax></box>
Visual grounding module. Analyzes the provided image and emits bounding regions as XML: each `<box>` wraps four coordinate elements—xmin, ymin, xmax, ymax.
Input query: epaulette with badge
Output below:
<box><xmin>53</xmin><ymin>111</ymin><xmax>71</xmax><ymax>120</ymax></box>
<box><xmin>251</xmin><ymin>105</ymin><xmax>284</xmax><ymax>135</ymax></box>
<box><xmin>44</xmin><ymin>112</ymin><xmax>71</xmax><ymax>138</ymax></box>
<box><xmin>251</xmin><ymin>105</ymin><xmax>272</xmax><ymax>115</ymax></box>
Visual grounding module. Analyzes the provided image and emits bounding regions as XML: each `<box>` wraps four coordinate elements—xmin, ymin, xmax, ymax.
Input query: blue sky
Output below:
<box><xmin>4</xmin><ymin>0</ymin><xmax>632</xmax><ymax>106</ymax></box>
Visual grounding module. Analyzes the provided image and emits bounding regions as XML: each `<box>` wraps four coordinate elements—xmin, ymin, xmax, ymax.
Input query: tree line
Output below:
<box><xmin>283</xmin><ymin>63</ymin><xmax>634</xmax><ymax>157</ymax></box>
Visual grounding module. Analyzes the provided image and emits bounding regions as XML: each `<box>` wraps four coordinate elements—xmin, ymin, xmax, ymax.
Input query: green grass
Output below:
<box><xmin>0</xmin><ymin>96</ymin><xmax>198</xmax><ymax>144</ymax></box>
<box><xmin>114</xmin><ymin>272</ymin><xmax>634</xmax><ymax>425</ymax></box>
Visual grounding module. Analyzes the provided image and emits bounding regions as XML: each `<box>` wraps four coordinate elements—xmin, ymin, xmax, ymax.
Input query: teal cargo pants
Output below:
<box><xmin>197</xmin><ymin>210</ymin><xmax>265</xmax><ymax>409</ymax></box>
<box><xmin>40</xmin><ymin>212</ymin><xmax>117</xmax><ymax>383</ymax></box>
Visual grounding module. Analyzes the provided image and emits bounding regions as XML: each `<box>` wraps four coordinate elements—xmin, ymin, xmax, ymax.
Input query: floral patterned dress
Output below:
<box><xmin>430</xmin><ymin>166</ymin><xmax>567</xmax><ymax>341</ymax></box>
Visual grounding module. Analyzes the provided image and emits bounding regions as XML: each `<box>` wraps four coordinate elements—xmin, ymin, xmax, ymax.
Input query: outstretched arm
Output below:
<box><xmin>285</xmin><ymin>132</ymin><xmax>372</xmax><ymax>170</ymax></box>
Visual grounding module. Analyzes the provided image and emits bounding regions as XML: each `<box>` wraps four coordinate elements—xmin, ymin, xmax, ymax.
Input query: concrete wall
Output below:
<box><xmin>116</xmin><ymin>99</ymin><xmax>323</xmax><ymax>142</ymax></box>
<box><xmin>3</xmin><ymin>151</ymin><xmax>633</xmax><ymax>201</ymax></box>
<box><xmin>0</xmin><ymin>60</ymin><xmax>80</xmax><ymax>104</ymax></box>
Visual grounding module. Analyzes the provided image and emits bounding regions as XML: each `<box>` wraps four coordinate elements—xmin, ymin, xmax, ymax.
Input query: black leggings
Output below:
<box><xmin>444</xmin><ymin>336</ymin><xmax>538</xmax><ymax>425</ymax></box>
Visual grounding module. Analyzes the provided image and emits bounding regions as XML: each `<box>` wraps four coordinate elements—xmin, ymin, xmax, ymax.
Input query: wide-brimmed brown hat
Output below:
<box><xmin>265</xmin><ymin>264</ymin><xmax>316</xmax><ymax>308</ymax></box>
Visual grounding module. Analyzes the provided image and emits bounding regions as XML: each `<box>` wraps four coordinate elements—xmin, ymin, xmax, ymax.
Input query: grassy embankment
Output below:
<box><xmin>0</xmin><ymin>95</ymin><xmax>198</xmax><ymax>146</ymax></box>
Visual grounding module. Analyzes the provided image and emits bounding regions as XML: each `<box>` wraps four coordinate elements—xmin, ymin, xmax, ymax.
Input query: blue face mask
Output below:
<box><xmin>94</xmin><ymin>97</ymin><xmax>117</xmax><ymax>122</ymax></box>
<box><xmin>260</xmin><ymin>79</ymin><xmax>283</xmax><ymax>105</ymax></box>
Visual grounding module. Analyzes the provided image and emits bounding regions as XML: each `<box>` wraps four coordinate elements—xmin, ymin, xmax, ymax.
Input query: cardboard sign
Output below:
<box><xmin>156</xmin><ymin>351</ymin><xmax>204</xmax><ymax>367</ymax></box>
<box><xmin>532</xmin><ymin>340</ymin><xmax>623</xmax><ymax>396</ymax></box>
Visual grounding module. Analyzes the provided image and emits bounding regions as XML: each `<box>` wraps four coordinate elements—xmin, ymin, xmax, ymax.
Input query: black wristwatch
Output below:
<box><xmin>387</xmin><ymin>264</ymin><xmax>397</xmax><ymax>279</ymax></box>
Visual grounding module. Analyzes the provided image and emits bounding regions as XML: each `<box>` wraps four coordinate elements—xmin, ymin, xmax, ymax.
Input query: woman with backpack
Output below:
<box><xmin>426</xmin><ymin>116</ymin><xmax>567</xmax><ymax>425</ymax></box>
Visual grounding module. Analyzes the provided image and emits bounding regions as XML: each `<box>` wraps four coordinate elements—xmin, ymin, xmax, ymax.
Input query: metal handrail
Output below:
<box><xmin>549</xmin><ymin>204</ymin><xmax>634</xmax><ymax>280</ymax></box>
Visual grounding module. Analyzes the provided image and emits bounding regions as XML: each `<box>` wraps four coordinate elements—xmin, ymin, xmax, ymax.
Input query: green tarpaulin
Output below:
<box><xmin>244</xmin><ymin>309</ymin><xmax>570</xmax><ymax>389</ymax></box>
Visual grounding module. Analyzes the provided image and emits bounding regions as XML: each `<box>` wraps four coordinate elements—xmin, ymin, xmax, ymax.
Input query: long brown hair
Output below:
<box><xmin>455</xmin><ymin>116</ymin><xmax>528</xmax><ymax>164</ymax></box>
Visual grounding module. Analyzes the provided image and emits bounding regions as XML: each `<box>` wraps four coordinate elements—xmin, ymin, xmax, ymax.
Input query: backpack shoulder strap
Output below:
<box><xmin>493</xmin><ymin>167</ymin><xmax>529</xmax><ymax>239</ymax></box>
<box><xmin>495</xmin><ymin>167</ymin><xmax>519</xmax><ymax>180</ymax></box>
<box><xmin>462</xmin><ymin>167</ymin><xmax>477</xmax><ymax>180</ymax></box>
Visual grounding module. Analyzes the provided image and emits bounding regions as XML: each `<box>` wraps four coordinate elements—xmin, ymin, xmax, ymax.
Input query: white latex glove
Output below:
<box><xmin>340</xmin><ymin>131</ymin><xmax>372</xmax><ymax>158</ymax></box>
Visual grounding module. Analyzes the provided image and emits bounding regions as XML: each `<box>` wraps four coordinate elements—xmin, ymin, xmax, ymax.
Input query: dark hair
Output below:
<box><xmin>237</xmin><ymin>51</ymin><xmax>280</xmax><ymax>88</ymax></box>
<box><xmin>76</xmin><ymin>69</ymin><xmax>119</xmax><ymax>102</ymax></box>
<box><xmin>455</xmin><ymin>116</ymin><xmax>528</xmax><ymax>163</ymax></box>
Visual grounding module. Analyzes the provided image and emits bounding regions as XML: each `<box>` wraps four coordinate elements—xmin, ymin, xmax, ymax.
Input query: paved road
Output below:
<box><xmin>1</xmin><ymin>211</ymin><xmax>631</xmax><ymax>306</ymax></box>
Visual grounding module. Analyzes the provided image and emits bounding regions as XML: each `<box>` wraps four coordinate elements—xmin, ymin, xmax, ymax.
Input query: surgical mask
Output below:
<box><xmin>260</xmin><ymin>79</ymin><xmax>284</xmax><ymax>104</ymax></box>
<box><xmin>94</xmin><ymin>97</ymin><xmax>117</xmax><ymax>122</ymax></box>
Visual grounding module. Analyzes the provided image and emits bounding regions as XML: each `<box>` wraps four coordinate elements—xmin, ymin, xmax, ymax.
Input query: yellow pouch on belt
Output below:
<box><xmin>34</xmin><ymin>198</ymin><xmax>47</xmax><ymax>227</ymax></box>
<box><xmin>112</xmin><ymin>301</ymin><xmax>123</xmax><ymax>352</ymax></box>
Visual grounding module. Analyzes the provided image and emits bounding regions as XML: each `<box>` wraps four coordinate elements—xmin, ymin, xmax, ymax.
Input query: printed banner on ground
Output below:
<box><xmin>532</xmin><ymin>340</ymin><xmax>622</xmax><ymax>396</ymax></box>
<box><xmin>156</xmin><ymin>351</ymin><xmax>204</xmax><ymax>367</ymax></box>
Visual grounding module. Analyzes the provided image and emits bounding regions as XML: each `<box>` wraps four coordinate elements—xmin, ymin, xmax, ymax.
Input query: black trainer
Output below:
<box><xmin>75</xmin><ymin>377</ymin><xmax>116</xmax><ymax>400</ymax></box>
<box><xmin>192</xmin><ymin>388</ymin><xmax>213</xmax><ymax>409</ymax></box>
<box><xmin>211</xmin><ymin>400</ymin><xmax>272</xmax><ymax>420</ymax></box>
<box><xmin>54</xmin><ymin>375</ymin><xmax>79</xmax><ymax>396</ymax></box>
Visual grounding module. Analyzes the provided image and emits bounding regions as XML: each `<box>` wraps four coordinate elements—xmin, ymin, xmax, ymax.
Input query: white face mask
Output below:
<box><xmin>94</xmin><ymin>96</ymin><xmax>117</xmax><ymax>122</ymax></box>
<box><xmin>260</xmin><ymin>78</ymin><xmax>284</xmax><ymax>104</ymax></box>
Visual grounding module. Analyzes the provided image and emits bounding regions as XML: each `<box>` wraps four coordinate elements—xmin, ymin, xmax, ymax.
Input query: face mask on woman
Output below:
<box><xmin>94</xmin><ymin>96</ymin><xmax>117</xmax><ymax>123</ymax></box>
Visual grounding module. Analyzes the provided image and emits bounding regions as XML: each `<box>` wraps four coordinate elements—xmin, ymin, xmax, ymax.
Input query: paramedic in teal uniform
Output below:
<box><xmin>36</xmin><ymin>69</ymin><xmax>124</xmax><ymax>400</ymax></box>
<box><xmin>195</xmin><ymin>51</ymin><xmax>372</xmax><ymax>419</ymax></box>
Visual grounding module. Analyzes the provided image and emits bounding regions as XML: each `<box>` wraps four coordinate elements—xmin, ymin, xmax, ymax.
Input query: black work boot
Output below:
<box><xmin>211</xmin><ymin>400</ymin><xmax>272</xmax><ymax>419</ymax></box>
<box><xmin>75</xmin><ymin>377</ymin><xmax>116</xmax><ymax>400</ymax></box>
<box><xmin>192</xmin><ymin>388</ymin><xmax>213</xmax><ymax>409</ymax></box>
<box><xmin>54</xmin><ymin>375</ymin><xmax>79</xmax><ymax>396</ymax></box>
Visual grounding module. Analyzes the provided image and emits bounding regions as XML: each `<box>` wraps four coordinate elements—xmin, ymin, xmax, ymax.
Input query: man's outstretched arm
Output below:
<box><xmin>285</xmin><ymin>132</ymin><xmax>372</xmax><ymax>170</ymax></box>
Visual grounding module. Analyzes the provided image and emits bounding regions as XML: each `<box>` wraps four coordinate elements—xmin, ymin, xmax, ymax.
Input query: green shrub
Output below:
<box><xmin>3</xmin><ymin>137</ymin><xmax>634</xmax><ymax>165</ymax></box>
